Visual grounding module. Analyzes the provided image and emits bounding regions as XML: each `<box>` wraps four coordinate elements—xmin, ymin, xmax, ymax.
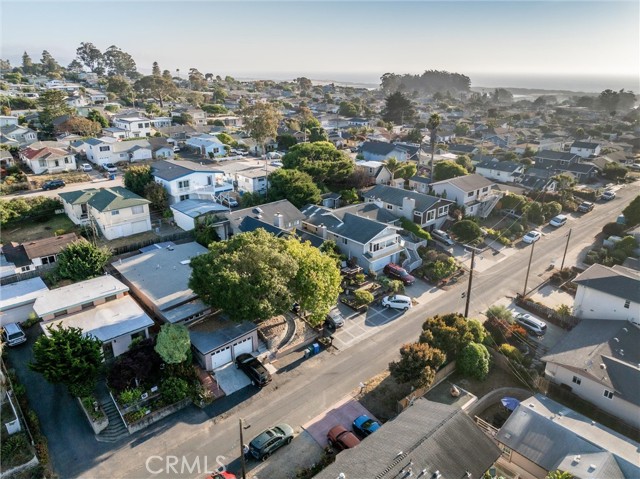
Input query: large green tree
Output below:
<box><xmin>55</xmin><ymin>116</ymin><xmax>102</xmax><ymax>137</ymax></box>
<box><xmin>427</xmin><ymin>113</ymin><xmax>442</xmax><ymax>181</ymax></box>
<box><xmin>382</xmin><ymin>91</ymin><xmax>416</xmax><ymax>124</ymax></box>
<box><xmin>242</xmin><ymin>102</ymin><xmax>282</xmax><ymax>156</ymax></box>
<box><xmin>433</xmin><ymin>160</ymin><xmax>467</xmax><ymax>181</ymax></box>
<box><xmin>124</xmin><ymin>165</ymin><xmax>153</xmax><ymax>195</ymax></box>
<box><xmin>419</xmin><ymin>313</ymin><xmax>485</xmax><ymax>360</ymax></box>
<box><xmin>267</xmin><ymin>169</ymin><xmax>321</xmax><ymax>208</ymax></box>
<box><xmin>106</xmin><ymin>75</ymin><xmax>133</xmax><ymax>100</ymax></box>
<box><xmin>76</xmin><ymin>42</ymin><xmax>104</xmax><ymax>75</ymax></box>
<box><xmin>389</xmin><ymin>342</ymin><xmax>446</xmax><ymax>389</ymax></box>
<box><xmin>56</xmin><ymin>239</ymin><xmax>111</xmax><ymax>281</ymax></box>
<box><xmin>282</xmin><ymin>141</ymin><xmax>354</xmax><ymax>187</ymax></box>
<box><xmin>38</xmin><ymin>89</ymin><xmax>74</xmax><ymax>132</ymax></box>
<box><xmin>103</xmin><ymin>45</ymin><xmax>137</xmax><ymax>78</ymax></box>
<box><xmin>622</xmin><ymin>195</ymin><xmax>640</xmax><ymax>227</ymax></box>
<box><xmin>30</xmin><ymin>324</ymin><xmax>103</xmax><ymax>397</ymax></box>
<box><xmin>134</xmin><ymin>75</ymin><xmax>178</xmax><ymax>108</ymax></box>
<box><xmin>154</xmin><ymin>324</ymin><xmax>191</xmax><ymax>364</ymax></box>
<box><xmin>87</xmin><ymin>109</ymin><xmax>109</xmax><ymax>128</ymax></box>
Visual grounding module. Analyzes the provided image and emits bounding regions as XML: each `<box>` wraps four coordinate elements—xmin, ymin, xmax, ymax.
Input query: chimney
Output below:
<box><xmin>274</xmin><ymin>212</ymin><xmax>284</xmax><ymax>228</ymax></box>
<box><xmin>320</xmin><ymin>224</ymin><xmax>327</xmax><ymax>239</ymax></box>
<box><xmin>402</xmin><ymin>197</ymin><xmax>416</xmax><ymax>215</ymax></box>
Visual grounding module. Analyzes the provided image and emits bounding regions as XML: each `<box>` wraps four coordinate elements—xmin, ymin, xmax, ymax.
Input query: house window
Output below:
<box><xmin>54</xmin><ymin>310</ymin><xmax>66</xmax><ymax>318</ymax></box>
<box><xmin>179</xmin><ymin>194</ymin><xmax>190</xmax><ymax>201</ymax></box>
<box><xmin>131</xmin><ymin>330</ymin><xmax>145</xmax><ymax>342</ymax></box>
<box><xmin>438</xmin><ymin>206</ymin><xmax>448</xmax><ymax>216</ymax></box>
<box><xmin>39</xmin><ymin>159</ymin><xmax>46</xmax><ymax>167</ymax></box>
<box><xmin>111</xmin><ymin>210</ymin><xmax>120</xmax><ymax>216</ymax></box>
<box><xmin>138</xmin><ymin>123</ymin><xmax>144</xmax><ymax>128</ymax></box>
<box><xmin>467</xmin><ymin>191</ymin><xmax>474</xmax><ymax>197</ymax></box>
<box><xmin>54</xmin><ymin>160</ymin><xmax>59</xmax><ymax>167</ymax></box>
<box><xmin>482</xmin><ymin>186</ymin><xmax>489</xmax><ymax>192</ymax></box>
<box><xmin>81</xmin><ymin>302</ymin><xmax>93</xmax><ymax>310</ymax></box>
<box><xmin>342</xmin><ymin>238</ymin><xmax>348</xmax><ymax>245</ymax></box>
<box><xmin>386</xmin><ymin>204</ymin><xmax>393</xmax><ymax>210</ymax></box>
<box><xmin>603</xmin><ymin>389</ymin><xmax>614</xmax><ymax>399</ymax></box>
<box><xmin>178</xmin><ymin>180</ymin><xmax>190</xmax><ymax>188</ymax></box>
<box><xmin>99</xmin><ymin>146</ymin><xmax>110</xmax><ymax>152</ymax></box>
<box><xmin>427</xmin><ymin>210</ymin><xmax>436</xmax><ymax>222</ymax></box>
<box><xmin>105</xmin><ymin>294</ymin><xmax>117</xmax><ymax>302</ymax></box>
<box><xmin>213</xmin><ymin>148</ymin><xmax>220</xmax><ymax>154</ymax></box>
<box><xmin>41</xmin><ymin>255</ymin><xmax>56</xmax><ymax>265</ymax></box>
<box><xmin>624</xmin><ymin>300</ymin><xmax>630</xmax><ymax>309</ymax></box>
<box><xmin>131</xmin><ymin>205</ymin><xmax>144</xmax><ymax>215</ymax></box>
<box><xmin>572</xmin><ymin>376</ymin><xmax>581</xmax><ymax>385</ymax></box>
<box><xmin>144</xmin><ymin>123</ymin><xmax>150</xmax><ymax>128</ymax></box>
<box><xmin>20</xmin><ymin>266</ymin><xmax>30</xmax><ymax>272</ymax></box>
<box><xmin>65</xmin><ymin>157</ymin><xmax>71</xmax><ymax>164</ymax></box>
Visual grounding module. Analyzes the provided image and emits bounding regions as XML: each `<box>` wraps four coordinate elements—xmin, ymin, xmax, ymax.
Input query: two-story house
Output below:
<box><xmin>59</xmin><ymin>187</ymin><xmax>151</xmax><ymax>240</ymax></box>
<box><xmin>475</xmin><ymin>158</ymin><xmax>525</xmax><ymax>183</ymax></box>
<box><xmin>1</xmin><ymin>125</ymin><xmax>37</xmax><ymax>147</ymax></box>
<box><xmin>570</xmin><ymin>140</ymin><xmax>601</xmax><ymax>159</ymax></box>
<box><xmin>19</xmin><ymin>144</ymin><xmax>77</xmax><ymax>174</ymax></box>
<box><xmin>112</xmin><ymin>117</ymin><xmax>152</xmax><ymax>138</ymax></box>
<box><xmin>534</xmin><ymin>150</ymin><xmax>580</xmax><ymax>169</ymax></box>
<box><xmin>572</xmin><ymin>263</ymin><xmax>639</xmax><ymax>323</ymax></box>
<box><xmin>430</xmin><ymin>174</ymin><xmax>501</xmax><ymax>218</ymax></box>
<box><xmin>362</xmin><ymin>184</ymin><xmax>454</xmax><ymax>231</ymax></box>
<box><xmin>355</xmin><ymin>161</ymin><xmax>393</xmax><ymax>186</ymax></box>
<box><xmin>170</xmin><ymin>107</ymin><xmax>207</xmax><ymax>126</ymax></box>
<box><xmin>301</xmin><ymin>205</ymin><xmax>404</xmax><ymax>273</ymax></box>
<box><xmin>85</xmin><ymin>137</ymin><xmax>118</xmax><ymax>166</ymax></box>
<box><xmin>151</xmin><ymin>159</ymin><xmax>232</xmax><ymax>204</ymax></box>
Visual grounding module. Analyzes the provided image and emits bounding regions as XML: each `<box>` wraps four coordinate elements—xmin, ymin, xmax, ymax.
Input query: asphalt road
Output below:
<box><xmin>3</xmin><ymin>172</ymin><xmax>123</xmax><ymax>199</ymax></box>
<box><xmin>8</xmin><ymin>184</ymin><xmax>635</xmax><ymax>479</ymax></box>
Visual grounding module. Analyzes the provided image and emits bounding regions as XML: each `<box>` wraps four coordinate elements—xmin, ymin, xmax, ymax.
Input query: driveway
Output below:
<box><xmin>214</xmin><ymin>362</ymin><xmax>251</xmax><ymax>395</ymax></box>
<box><xmin>247</xmin><ymin>430</ymin><xmax>323</xmax><ymax>479</ymax></box>
<box><xmin>332</xmin><ymin>302</ymin><xmax>404</xmax><ymax>351</ymax></box>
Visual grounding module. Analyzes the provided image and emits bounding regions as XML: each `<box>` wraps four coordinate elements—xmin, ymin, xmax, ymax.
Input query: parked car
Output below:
<box><xmin>327</xmin><ymin>425</ymin><xmax>360</xmax><ymax>451</ymax></box>
<box><xmin>629</xmin><ymin>163</ymin><xmax>640</xmax><ymax>171</ymax></box>
<box><xmin>206</xmin><ymin>473</ymin><xmax>236</xmax><ymax>479</ymax></box>
<box><xmin>104</xmin><ymin>163</ymin><xmax>118</xmax><ymax>173</ymax></box>
<box><xmin>522</xmin><ymin>230</ymin><xmax>542</xmax><ymax>244</ymax></box>
<box><xmin>383</xmin><ymin>263</ymin><xmax>415</xmax><ymax>285</ymax></box>
<box><xmin>352</xmin><ymin>415</ymin><xmax>381</xmax><ymax>438</ymax></box>
<box><xmin>42</xmin><ymin>179</ymin><xmax>65</xmax><ymax>190</ymax></box>
<box><xmin>431</xmin><ymin>229</ymin><xmax>455</xmax><ymax>246</ymax></box>
<box><xmin>326</xmin><ymin>308</ymin><xmax>345</xmax><ymax>328</ymax></box>
<box><xmin>249</xmin><ymin>424</ymin><xmax>294</xmax><ymax>461</ymax></box>
<box><xmin>549</xmin><ymin>214</ymin><xmax>568</xmax><ymax>227</ymax></box>
<box><xmin>217</xmin><ymin>196</ymin><xmax>239</xmax><ymax>208</ymax></box>
<box><xmin>270</xmin><ymin>161</ymin><xmax>283</xmax><ymax>167</ymax></box>
<box><xmin>80</xmin><ymin>163</ymin><xmax>93</xmax><ymax>172</ymax></box>
<box><xmin>381</xmin><ymin>294</ymin><xmax>412</xmax><ymax>311</ymax></box>
<box><xmin>601</xmin><ymin>190</ymin><xmax>616</xmax><ymax>201</ymax></box>
<box><xmin>577</xmin><ymin>201</ymin><xmax>594</xmax><ymax>213</ymax></box>
<box><xmin>235</xmin><ymin>353</ymin><xmax>272</xmax><ymax>387</ymax></box>
<box><xmin>515</xmin><ymin>313</ymin><xmax>547</xmax><ymax>336</ymax></box>
<box><xmin>2</xmin><ymin>323</ymin><xmax>27</xmax><ymax>346</ymax></box>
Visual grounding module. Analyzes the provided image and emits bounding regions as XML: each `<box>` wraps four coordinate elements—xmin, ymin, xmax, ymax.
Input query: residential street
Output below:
<box><xmin>6</xmin><ymin>183</ymin><xmax>635</xmax><ymax>479</ymax></box>
<box><xmin>3</xmin><ymin>172</ymin><xmax>123</xmax><ymax>199</ymax></box>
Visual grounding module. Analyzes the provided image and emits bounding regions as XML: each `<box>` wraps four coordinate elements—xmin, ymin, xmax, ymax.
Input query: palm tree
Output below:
<box><xmin>427</xmin><ymin>113</ymin><xmax>441</xmax><ymax>183</ymax></box>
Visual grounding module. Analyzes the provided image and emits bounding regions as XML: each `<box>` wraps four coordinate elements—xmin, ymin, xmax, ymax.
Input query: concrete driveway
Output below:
<box><xmin>214</xmin><ymin>362</ymin><xmax>252</xmax><ymax>395</ymax></box>
<box><xmin>302</xmin><ymin>396</ymin><xmax>378</xmax><ymax>448</ymax></box>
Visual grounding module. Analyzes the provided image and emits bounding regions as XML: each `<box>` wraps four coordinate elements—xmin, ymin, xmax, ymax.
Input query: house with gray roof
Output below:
<box><xmin>430</xmin><ymin>174</ymin><xmax>502</xmax><ymax>218</ymax></box>
<box><xmin>495</xmin><ymin>394</ymin><xmax>640</xmax><ymax>479</ymax></box>
<box><xmin>534</xmin><ymin>150</ymin><xmax>580</xmax><ymax>169</ymax></box>
<box><xmin>363</xmin><ymin>184</ymin><xmax>454</xmax><ymax>230</ymax></box>
<box><xmin>59</xmin><ymin>187</ymin><xmax>151</xmax><ymax>240</ymax></box>
<box><xmin>475</xmin><ymin>158</ymin><xmax>525</xmax><ymax>183</ymax></box>
<box><xmin>170</xmin><ymin>199</ymin><xmax>228</xmax><ymax>232</ymax></box>
<box><xmin>571</xmin><ymin>140</ymin><xmax>601</xmax><ymax>158</ymax></box>
<box><xmin>0</xmin><ymin>277</ymin><xmax>48</xmax><ymax>326</ymax></box>
<box><xmin>360</xmin><ymin>140</ymin><xmax>411</xmax><ymax>163</ymax></box>
<box><xmin>316</xmin><ymin>398</ymin><xmax>500</xmax><ymax>479</ymax></box>
<box><xmin>301</xmin><ymin>204</ymin><xmax>404</xmax><ymax>272</ymax></box>
<box><xmin>573</xmin><ymin>263</ymin><xmax>640</xmax><ymax>323</ymax></box>
<box><xmin>542</xmin><ymin>320</ymin><xmax>640</xmax><ymax>429</ymax></box>
<box><xmin>215</xmin><ymin>199</ymin><xmax>305</xmax><ymax>240</ymax></box>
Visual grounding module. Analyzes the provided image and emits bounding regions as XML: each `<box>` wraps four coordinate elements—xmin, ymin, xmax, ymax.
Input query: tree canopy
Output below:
<box><xmin>433</xmin><ymin>160</ymin><xmax>468</xmax><ymax>181</ymax></box>
<box><xmin>154</xmin><ymin>324</ymin><xmax>191</xmax><ymax>364</ymax></box>
<box><xmin>242</xmin><ymin>103</ymin><xmax>282</xmax><ymax>154</ymax></box>
<box><xmin>282</xmin><ymin>141</ymin><xmax>354</xmax><ymax>188</ymax></box>
<box><xmin>189</xmin><ymin>230</ymin><xmax>341</xmax><ymax>325</ymax></box>
<box><xmin>622</xmin><ymin>195</ymin><xmax>640</xmax><ymax>227</ymax></box>
<box><xmin>38</xmin><ymin>90</ymin><xmax>73</xmax><ymax>132</ymax></box>
<box><xmin>380</xmin><ymin>70</ymin><xmax>471</xmax><ymax>94</ymax></box>
<box><xmin>389</xmin><ymin>342</ymin><xmax>446</xmax><ymax>389</ymax></box>
<box><xmin>267</xmin><ymin>169</ymin><xmax>321</xmax><ymax>208</ymax></box>
<box><xmin>457</xmin><ymin>342</ymin><xmax>490</xmax><ymax>380</ymax></box>
<box><xmin>124</xmin><ymin>165</ymin><xmax>153</xmax><ymax>196</ymax></box>
<box><xmin>419</xmin><ymin>313</ymin><xmax>485</xmax><ymax>360</ymax></box>
<box><xmin>382</xmin><ymin>92</ymin><xmax>416</xmax><ymax>124</ymax></box>
<box><xmin>30</xmin><ymin>324</ymin><xmax>103</xmax><ymax>397</ymax></box>
<box><xmin>56</xmin><ymin>239</ymin><xmax>111</xmax><ymax>281</ymax></box>
<box><xmin>134</xmin><ymin>75</ymin><xmax>178</xmax><ymax>108</ymax></box>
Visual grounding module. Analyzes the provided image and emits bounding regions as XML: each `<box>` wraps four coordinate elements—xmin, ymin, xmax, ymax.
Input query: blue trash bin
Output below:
<box><xmin>312</xmin><ymin>343</ymin><xmax>320</xmax><ymax>355</ymax></box>
<box><xmin>109</xmin><ymin>173</ymin><xmax>116</xmax><ymax>180</ymax></box>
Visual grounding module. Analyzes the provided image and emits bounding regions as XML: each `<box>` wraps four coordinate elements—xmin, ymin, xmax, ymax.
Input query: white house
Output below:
<box><xmin>542</xmin><ymin>320</ymin><xmax>640</xmax><ymax>429</ymax></box>
<box><xmin>19</xmin><ymin>144</ymin><xmax>76</xmax><ymax>174</ymax></box>
<box><xmin>0</xmin><ymin>116</ymin><xmax>19</xmax><ymax>128</ymax></box>
<box><xmin>216</xmin><ymin>160</ymin><xmax>277</xmax><ymax>194</ymax></box>
<box><xmin>59</xmin><ymin>187</ymin><xmax>152</xmax><ymax>240</ymax></box>
<box><xmin>149</xmin><ymin>117</ymin><xmax>172</xmax><ymax>129</ymax></box>
<box><xmin>170</xmin><ymin>199</ymin><xmax>228</xmax><ymax>232</ymax></box>
<box><xmin>151</xmin><ymin>159</ymin><xmax>232</xmax><ymax>204</ymax></box>
<box><xmin>355</xmin><ymin>160</ymin><xmax>393</xmax><ymax>186</ymax></box>
<box><xmin>1</xmin><ymin>125</ymin><xmax>38</xmax><ymax>147</ymax></box>
<box><xmin>85</xmin><ymin>137</ymin><xmax>152</xmax><ymax>166</ymax></box>
<box><xmin>185</xmin><ymin>134</ymin><xmax>227</xmax><ymax>158</ymax></box>
<box><xmin>86</xmin><ymin>89</ymin><xmax>108</xmax><ymax>104</ymax></box>
<box><xmin>113</xmin><ymin>117</ymin><xmax>152</xmax><ymax>138</ymax></box>
<box><xmin>85</xmin><ymin>137</ymin><xmax>119</xmax><ymax>166</ymax></box>
<box><xmin>570</xmin><ymin>140</ymin><xmax>601</xmax><ymax>159</ymax></box>
<box><xmin>572</xmin><ymin>263</ymin><xmax>640</xmax><ymax>323</ymax></box>
<box><xmin>35</xmin><ymin>276</ymin><xmax>153</xmax><ymax>359</ymax></box>
<box><xmin>474</xmin><ymin>159</ymin><xmax>525</xmax><ymax>183</ymax></box>
<box><xmin>0</xmin><ymin>277</ymin><xmax>48</xmax><ymax>326</ymax></box>
<box><xmin>1</xmin><ymin>233</ymin><xmax>79</xmax><ymax>274</ymax></box>
<box><xmin>430</xmin><ymin>174</ymin><xmax>501</xmax><ymax>218</ymax></box>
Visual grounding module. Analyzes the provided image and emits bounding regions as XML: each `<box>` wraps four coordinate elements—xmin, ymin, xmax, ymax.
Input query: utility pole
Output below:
<box><xmin>522</xmin><ymin>240</ymin><xmax>536</xmax><ymax>298</ymax></box>
<box><xmin>560</xmin><ymin>228</ymin><xmax>572</xmax><ymax>271</ymax></box>
<box><xmin>464</xmin><ymin>248</ymin><xmax>476</xmax><ymax>317</ymax></box>
<box><xmin>239</xmin><ymin>418</ymin><xmax>247</xmax><ymax>479</ymax></box>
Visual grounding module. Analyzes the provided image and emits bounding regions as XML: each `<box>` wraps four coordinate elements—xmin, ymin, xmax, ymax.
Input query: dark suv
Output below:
<box><xmin>42</xmin><ymin>179</ymin><xmax>65</xmax><ymax>190</ymax></box>
<box><xmin>249</xmin><ymin>424</ymin><xmax>294</xmax><ymax>461</ymax></box>
<box><xmin>578</xmin><ymin>201</ymin><xmax>594</xmax><ymax>213</ymax></box>
<box><xmin>235</xmin><ymin>353</ymin><xmax>272</xmax><ymax>387</ymax></box>
<box><xmin>383</xmin><ymin>263</ymin><xmax>415</xmax><ymax>285</ymax></box>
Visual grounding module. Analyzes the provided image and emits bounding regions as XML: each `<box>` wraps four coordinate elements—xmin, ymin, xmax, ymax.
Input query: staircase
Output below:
<box><xmin>96</xmin><ymin>398</ymin><xmax>129</xmax><ymax>443</ymax></box>
<box><xmin>402</xmin><ymin>247</ymin><xmax>422</xmax><ymax>272</ymax></box>
<box><xmin>480</xmin><ymin>193</ymin><xmax>502</xmax><ymax>218</ymax></box>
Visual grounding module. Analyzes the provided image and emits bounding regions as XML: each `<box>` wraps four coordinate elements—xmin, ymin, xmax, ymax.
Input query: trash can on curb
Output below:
<box><xmin>109</xmin><ymin>173</ymin><xmax>116</xmax><ymax>180</ymax></box>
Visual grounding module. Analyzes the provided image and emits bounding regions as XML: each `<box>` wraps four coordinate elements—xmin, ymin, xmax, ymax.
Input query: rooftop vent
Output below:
<box><xmin>573</xmin><ymin>455</ymin><xmax>581</xmax><ymax>464</ymax></box>
<box><xmin>600</xmin><ymin>363</ymin><xmax>606</xmax><ymax>369</ymax></box>
<box><xmin>613</xmin><ymin>337</ymin><xmax>619</xmax><ymax>342</ymax></box>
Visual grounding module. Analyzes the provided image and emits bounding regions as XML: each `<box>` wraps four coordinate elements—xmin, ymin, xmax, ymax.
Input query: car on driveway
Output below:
<box><xmin>42</xmin><ymin>179</ymin><xmax>65</xmax><ymax>190</ymax></box>
<box><xmin>217</xmin><ymin>196</ymin><xmax>239</xmax><ymax>208</ymax></box>
<box><xmin>352</xmin><ymin>415</ymin><xmax>381</xmax><ymax>438</ymax></box>
<box><xmin>431</xmin><ymin>229</ymin><xmax>455</xmax><ymax>246</ymax></box>
<box><xmin>383</xmin><ymin>263</ymin><xmax>415</xmax><ymax>285</ymax></box>
<box><xmin>327</xmin><ymin>425</ymin><xmax>360</xmax><ymax>451</ymax></box>
<box><xmin>80</xmin><ymin>163</ymin><xmax>93</xmax><ymax>172</ymax></box>
<box><xmin>1</xmin><ymin>322</ymin><xmax>27</xmax><ymax>346</ymax></box>
<box><xmin>601</xmin><ymin>190</ymin><xmax>616</xmax><ymax>201</ymax></box>
<box><xmin>104</xmin><ymin>163</ymin><xmax>118</xmax><ymax>173</ymax></box>
<box><xmin>235</xmin><ymin>353</ymin><xmax>272</xmax><ymax>387</ymax></box>
<box><xmin>249</xmin><ymin>423</ymin><xmax>294</xmax><ymax>461</ymax></box>
<box><xmin>515</xmin><ymin>313</ymin><xmax>547</xmax><ymax>336</ymax></box>
<box><xmin>326</xmin><ymin>308</ymin><xmax>345</xmax><ymax>328</ymax></box>
<box><xmin>381</xmin><ymin>294</ymin><xmax>412</xmax><ymax>311</ymax></box>
<box><xmin>549</xmin><ymin>214</ymin><xmax>568</xmax><ymax>227</ymax></box>
<box><xmin>577</xmin><ymin>201</ymin><xmax>594</xmax><ymax>213</ymax></box>
<box><xmin>522</xmin><ymin>230</ymin><xmax>542</xmax><ymax>244</ymax></box>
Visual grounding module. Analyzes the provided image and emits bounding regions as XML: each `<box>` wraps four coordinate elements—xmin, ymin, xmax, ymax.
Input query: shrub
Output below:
<box><xmin>399</xmin><ymin>217</ymin><xmax>431</xmax><ymax>241</ymax></box>
<box><xmin>119</xmin><ymin>387</ymin><xmax>143</xmax><ymax>407</ymax></box>
<box><xmin>451</xmin><ymin>220</ymin><xmax>482</xmax><ymax>243</ymax></box>
<box><xmin>498</xmin><ymin>343</ymin><xmax>524</xmax><ymax>363</ymax></box>
<box><xmin>457</xmin><ymin>342</ymin><xmax>490</xmax><ymax>380</ymax></box>
<box><xmin>160</xmin><ymin>377</ymin><xmax>190</xmax><ymax>405</ymax></box>
<box><xmin>602</xmin><ymin>222</ymin><xmax>625</xmax><ymax>237</ymax></box>
<box><xmin>353</xmin><ymin>289</ymin><xmax>374</xmax><ymax>307</ymax></box>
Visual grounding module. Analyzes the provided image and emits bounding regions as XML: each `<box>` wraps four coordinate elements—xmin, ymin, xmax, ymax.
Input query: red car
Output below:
<box><xmin>327</xmin><ymin>425</ymin><xmax>360</xmax><ymax>451</ymax></box>
<box><xmin>206</xmin><ymin>472</ymin><xmax>236</xmax><ymax>479</ymax></box>
<box><xmin>383</xmin><ymin>263</ymin><xmax>416</xmax><ymax>285</ymax></box>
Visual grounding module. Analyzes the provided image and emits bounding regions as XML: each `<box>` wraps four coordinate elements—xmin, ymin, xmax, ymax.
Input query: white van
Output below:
<box><xmin>381</xmin><ymin>295</ymin><xmax>412</xmax><ymax>311</ymax></box>
<box><xmin>432</xmin><ymin>229</ymin><xmax>454</xmax><ymax>246</ymax></box>
<box><xmin>516</xmin><ymin>314</ymin><xmax>547</xmax><ymax>336</ymax></box>
<box><xmin>2</xmin><ymin>323</ymin><xmax>27</xmax><ymax>346</ymax></box>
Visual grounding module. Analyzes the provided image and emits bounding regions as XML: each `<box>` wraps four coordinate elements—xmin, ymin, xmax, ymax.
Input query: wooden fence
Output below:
<box><xmin>109</xmin><ymin>230</ymin><xmax>194</xmax><ymax>256</ymax></box>
<box><xmin>516</xmin><ymin>294</ymin><xmax>580</xmax><ymax>330</ymax></box>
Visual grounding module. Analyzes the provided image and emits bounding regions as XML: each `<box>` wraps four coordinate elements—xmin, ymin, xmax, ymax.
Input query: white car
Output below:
<box><xmin>549</xmin><ymin>214</ymin><xmax>567</xmax><ymax>227</ymax></box>
<box><xmin>381</xmin><ymin>294</ymin><xmax>412</xmax><ymax>311</ymax></box>
<box><xmin>80</xmin><ymin>163</ymin><xmax>93</xmax><ymax>172</ymax></box>
<box><xmin>431</xmin><ymin>229</ymin><xmax>454</xmax><ymax>246</ymax></box>
<box><xmin>522</xmin><ymin>230</ymin><xmax>542</xmax><ymax>244</ymax></box>
<box><xmin>515</xmin><ymin>313</ymin><xmax>547</xmax><ymax>336</ymax></box>
<box><xmin>104</xmin><ymin>163</ymin><xmax>118</xmax><ymax>173</ymax></box>
<box><xmin>601</xmin><ymin>190</ymin><xmax>616</xmax><ymax>201</ymax></box>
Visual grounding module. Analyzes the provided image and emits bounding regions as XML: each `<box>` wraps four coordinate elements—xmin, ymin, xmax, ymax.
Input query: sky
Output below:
<box><xmin>1</xmin><ymin>0</ymin><xmax>639</xmax><ymax>91</ymax></box>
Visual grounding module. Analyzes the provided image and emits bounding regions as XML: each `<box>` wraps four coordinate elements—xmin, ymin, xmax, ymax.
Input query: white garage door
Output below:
<box><xmin>232</xmin><ymin>337</ymin><xmax>253</xmax><ymax>357</ymax></box>
<box><xmin>131</xmin><ymin>220</ymin><xmax>148</xmax><ymax>234</ymax></box>
<box><xmin>210</xmin><ymin>345</ymin><xmax>232</xmax><ymax>369</ymax></box>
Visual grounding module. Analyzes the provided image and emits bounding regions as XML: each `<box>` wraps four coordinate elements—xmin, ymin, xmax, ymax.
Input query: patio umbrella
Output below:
<box><xmin>501</xmin><ymin>397</ymin><xmax>520</xmax><ymax>411</ymax></box>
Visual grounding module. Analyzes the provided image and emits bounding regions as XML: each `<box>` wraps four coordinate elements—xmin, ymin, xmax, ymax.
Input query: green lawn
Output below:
<box><xmin>2</xmin><ymin>215</ymin><xmax>78</xmax><ymax>244</ymax></box>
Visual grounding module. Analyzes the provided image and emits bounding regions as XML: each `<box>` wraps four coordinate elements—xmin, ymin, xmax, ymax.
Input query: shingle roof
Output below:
<box><xmin>361</xmin><ymin>140</ymin><xmax>397</xmax><ymax>156</ymax></box>
<box><xmin>152</xmin><ymin>159</ymin><xmax>222</xmax><ymax>181</ymax></box>
<box><xmin>535</xmin><ymin>150</ymin><xmax>579</xmax><ymax>162</ymax></box>
<box><xmin>448</xmin><ymin>144</ymin><xmax>478</xmax><ymax>154</ymax></box>
<box><xmin>476</xmin><ymin>159</ymin><xmax>522</xmax><ymax>173</ymax></box>
<box><xmin>316</xmin><ymin>399</ymin><xmax>501</xmax><ymax>479</ymax></box>
<box><xmin>363</xmin><ymin>184</ymin><xmax>451</xmax><ymax>212</ymax></box>
<box><xmin>59</xmin><ymin>189</ymin><xmax>100</xmax><ymax>205</ymax></box>
<box><xmin>572</xmin><ymin>140</ymin><xmax>600</xmax><ymax>149</ymax></box>
<box><xmin>329</xmin><ymin>212</ymin><xmax>391</xmax><ymax>244</ymax></box>
<box><xmin>82</xmin><ymin>187</ymin><xmax>149</xmax><ymax>212</ymax></box>
<box><xmin>573</xmin><ymin>263</ymin><xmax>640</xmax><ymax>303</ymax></box>
<box><xmin>431</xmin><ymin>173</ymin><xmax>494</xmax><ymax>192</ymax></box>
<box><xmin>22</xmin><ymin>233</ymin><xmax>78</xmax><ymax>260</ymax></box>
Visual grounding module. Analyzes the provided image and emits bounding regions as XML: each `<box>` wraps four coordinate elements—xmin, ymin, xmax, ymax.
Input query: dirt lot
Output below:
<box><xmin>2</xmin><ymin>215</ymin><xmax>77</xmax><ymax>244</ymax></box>
<box><xmin>356</xmin><ymin>371</ymin><xmax>411</xmax><ymax>422</ymax></box>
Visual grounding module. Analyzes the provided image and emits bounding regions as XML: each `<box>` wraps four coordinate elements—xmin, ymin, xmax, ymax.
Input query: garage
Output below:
<box><xmin>131</xmin><ymin>220</ymin><xmax>149</xmax><ymax>235</ymax></box>
<box><xmin>210</xmin><ymin>345</ymin><xmax>232</xmax><ymax>369</ymax></box>
<box><xmin>232</xmin><ymin>337</ymin><xmax>254</xmax><ymax>357</ymax></box>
